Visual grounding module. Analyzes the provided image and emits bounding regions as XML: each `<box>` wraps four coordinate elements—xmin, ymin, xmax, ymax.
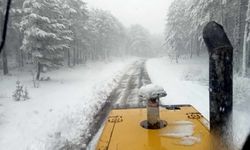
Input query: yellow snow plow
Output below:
<box><xmin>96</xmin><ymin>105</ymin><xmax>213</xmax><ymax>150</ymax></box>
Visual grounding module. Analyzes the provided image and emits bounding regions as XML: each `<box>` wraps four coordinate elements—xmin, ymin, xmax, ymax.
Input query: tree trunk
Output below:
<box><xmin>2</xmin><ymin>48</ymin><xmax>8</xmax><ymax>75</ymax></box>
<box><xmin>243</xmin><ymin>22</ymin><xmax>248</xmax><ymax>76</ymax></box>
<box><xmin>19</xmin><ymin>33</ymin><xmax>24</xmax><ymax>67</ymax></box>
<box><xmin>73</xmin><ymin>38</ymin><xmax>77</xmax><ymax>66</ymax></box>
<box><xmin>190</xmin><ymin>37</ymin><xmax>193</xmax><ymax>59</ymax></box>
<box><xmin>67</xmin><ymin>49</ymin><xmax>70</xmax><ymax>67</ymax></box>
<box><xmin>235</xmin><ymin>0</ymin><xmax>249</xmax><ymax>73</ymax></box>
<box><xmin>220</xmin><ymin>0</ymin><xmax>224</xmax><ymax>25</ymax></box>
<box><xmin>196</xmin><ymin>42</ymin><xmax>200</xmax><ymax>57</ymax></box>
<box><xmin>248</xmin><ymin>43</ymin><xmax>250</xmax><ymax>68</ymax></box>
<box><xmin>21</xmin><ymin>49</ymin><xmax>24</xmax><ymax>67</ymax></box>
<box><xmin>76</xmin><ymin>40</ymin><xmax>80</xmax><ymax>64</ymax></box>
<box><xmin>196</xmin><ymin>32</ymin><xmax>200</xmax><ymax>57</ymax></box>
<box><xmin>73</xmin><ymin>48</ymin><xmax>76</xmax><ymax>66</ymax></box>
<box><xmin>0</xmin><ymin>8</ymin><xmax>8</xmax><ymax>75</ymax></box>
<box><xmin>17</xmin><ymin>49</ymin><xmax>24</xmax><ymax>68</ymax></box>
<box><xmin>36</xmin><ymin>62</ymin><xmax>41</xmax><ymax>80</ymax></box>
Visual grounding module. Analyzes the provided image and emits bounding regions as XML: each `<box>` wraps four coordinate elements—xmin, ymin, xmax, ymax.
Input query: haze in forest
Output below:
<box><xmin>1</xmin><ymin>0</ymin><xmax>250</xmax><ymax>150</ymax></box>
<box><xmin>85</xmin><ymin>0</ymin><xmax>173</xmax><ymax>35</ymax></box>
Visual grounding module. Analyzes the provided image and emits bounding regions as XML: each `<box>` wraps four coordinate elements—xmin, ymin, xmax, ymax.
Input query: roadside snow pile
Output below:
<box><xmin>12</xmin><ymin>81</ymin><xmax>30</xmax><ymax>101</ymax></box>
<box><xmin>0</xmin><ymin>58</ymin><xmax>135</xmax><ymax>150</ymax></box>
<box><xmin>233</xmin><ymin>75</ymin><xmax>250</xmax><ymax>105</ymax></box>
<box><xmin>182</xmin><ymin>66</ymin><xmax>208</xmax><ymax>85</ymax></box>
<box><xmin>180</xmin><ymin>58</ymin><xmax>250</xmax><ymax>107</ymax></box>
<box><xmin>146</xmin><ymin>57</ymin><xmax>209</xmax><ymax>119</ymax></box>
<box><xmin>147</xmin><ymin>57</ymin><xmax>250</xmax><ymax>149</ymax></box>
<box><xmin>178</xmin><ymin>56</ymin><xmax>209</xmax><ymax>85</ymax></box>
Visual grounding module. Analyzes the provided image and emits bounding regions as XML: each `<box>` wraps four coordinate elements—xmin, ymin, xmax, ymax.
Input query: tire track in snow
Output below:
<box><xmin>114</xmin><ymin>60</ymin><xmax>151</xmax><ymax>107</ymax></box>
<box><xmin>83</xmin><ymin>60</ymin><xmax>151</xmax><ymax>149</ymax></box>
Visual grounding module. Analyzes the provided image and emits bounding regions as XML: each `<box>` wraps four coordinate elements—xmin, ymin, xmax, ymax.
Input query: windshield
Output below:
<box><xmin>0</xmin><ymin>0</ymin><xmax>250</xmax><ymax>150</ymax></box>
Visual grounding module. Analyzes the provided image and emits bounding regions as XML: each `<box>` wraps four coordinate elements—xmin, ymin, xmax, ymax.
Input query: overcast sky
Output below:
<box><xmin>84</xmin><ymin>0</ymin><xmax>173</xmax><ymax>35</ymax></box>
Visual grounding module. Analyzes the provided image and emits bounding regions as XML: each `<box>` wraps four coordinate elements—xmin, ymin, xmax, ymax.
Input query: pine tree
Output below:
<box><xmin>20</xmin><ymin>0</ymin><xmax>72</xmax><ymax>80</ymax></box>
<box><xmin>165</xmin><ymin>0</ymin><xmax>193</xmax><ymax>61</ymax></box>
<box><xmin>242</xmin><ymin>0</ymin><xmax>250</xmax><ymax>76</ymax></box>
<box><xmin>164</xmin><ymin>0</ymin><xmax>235</xmax><ymax>61</ymax></box>
<box><xmin>13</xmin><ymin>80</ymin><xmax>29</xmax><ymax>101</ymax></box>
<box><xmin>128</xmin><ymin>24</ymin><xmax>151</xmax><ymax>57</ymax></box>
<box><xmin>10</xmin><ymin>0</ymin><xmax>26</xmax><ymax>68</ymax></box>
<box><xmin>86</xmin><ymin>9</ymin><xmax>125</xmax><ymax>60</ymax></box>
<box><xmin>62</xmin><ymin>0</ymin><xmax>88</xmax><ymax>66</ymax></box>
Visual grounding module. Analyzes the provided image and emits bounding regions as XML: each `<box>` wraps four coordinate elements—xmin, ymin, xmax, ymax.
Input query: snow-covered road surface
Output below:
<box><xmin>86</xmin><ymin>60</ymin><xmax>151</xmax><ymax>149</ymax></box>
<box><xmin>1</xmin><ymin>57</ymin><xmax>250</xmax><ymax>150</ymax></box>
<box><xmin>0</xmin><ymin>58</ymin><xmax>136</xmax><ymax>150</ymax></box>
<box><xmin>113</xmin><ymin>60</ymin><xmax>151</xmax><ymax>107</ymax></box>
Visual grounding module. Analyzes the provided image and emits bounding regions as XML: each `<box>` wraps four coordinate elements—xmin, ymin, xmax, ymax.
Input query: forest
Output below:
<box><xmin>165</xmin><ymin>0</ymin><xmax>250</xmax><ymax>76</ymax></box>
<box><xmin>0</xmin><ymin>0</ymin><xmax>160</xmax><ymax>80</ymax></box>
<box><xmin>1</xmin><ymin>0</ymin><xmax>250</xmax><ymax>79</ymax></box>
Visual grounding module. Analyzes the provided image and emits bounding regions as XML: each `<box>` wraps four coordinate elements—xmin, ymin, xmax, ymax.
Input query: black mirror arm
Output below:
<box><xmin>0</xmin><ymin>0</ymin><xmax>12</xmax><ymax>54</ymax></box>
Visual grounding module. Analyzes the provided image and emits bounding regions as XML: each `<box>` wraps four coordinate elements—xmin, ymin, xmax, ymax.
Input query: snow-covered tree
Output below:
<box><xmin>242</xmin><ymin>0</ymin><xmax>250</xmax><ymax>76</ymax></box>
<box><xmin>127</xmin><ymin>24</ymin><xmax>151</xmax><ymax>57</ymax></box>
<box><xmin>62</xmin><ymin>0</ymin><xmax>88</xmax><ymax>66</ymax></box>
<box><xmin>8</xmin><ymin>0</ymin><xmax>26</xmax><ymax>68</ymax></box>
<box><xmin>165</xmin><ymin>0</ymin><xmax>249</xmax><ymax>70</ymax></box>
<box><xmin>165</xmin><ymin>0</ymin><xmax>193</xmax><ymax>62</ymax></box>
<box><xmin>12</xmin><ymin>80</ymin><xmax>29</xmax><ymax>101</ymax></box>
<box><xmin>20</xmin><ymin>0</ymin><xmax>72</xmax><ymax>80</ymax></box>
<box><xmin>86</xmin><ymin>9</ymin><xmax>126</xmax><ymax>60</ymax></box>
<box><xmin>0</xmin><ymin>0</ymin><xmax>26</xmax><ymax>72</ymax></box>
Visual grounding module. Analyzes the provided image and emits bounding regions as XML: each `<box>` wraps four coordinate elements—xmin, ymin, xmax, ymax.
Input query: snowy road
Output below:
<box><xmin>0</xmin><ymin>58</ymin><xmax>136</xmax><ymax>150</ymax></box>
<box><xmin>82</xmin><ymin>58</ymin><xmax>250</xmax><ymax>150</ymax></box>
<box><xmin>113</xmin><ymin>60</ymin><xmax>151</xmax><ymax>107</ymax></box>
<box><xmin>85</xmin><ymin>60</ymin><xmax>151</xmax><ymax>148</ymax></box>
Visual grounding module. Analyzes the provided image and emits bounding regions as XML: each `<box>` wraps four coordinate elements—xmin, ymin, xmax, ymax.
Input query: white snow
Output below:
<box><xmin>0</xmin><ymin>58</ymin><xmax>135</xmax><ymax>150</ymax></box>
<box><xmin>147</xmin><ymin>56</ymin><xmax>250</xmax><ymax>149</ymax></box>
<box><xmin>180</xmin><ymin>136</ymin><xmax>201</xmax><ymax>146</ymax></box>
<box><xmin>139</xmin><ymin>84</ymin><xmax>167</xmax><ymax>100</ymax></box>
<box><xmin>161</xmin><ymin>121</ymin><xmax>194</xmax><ymax>138</ymax></box>
<box><xmin>146</xmin><ymin>57</ymin><xmax>209</xmax><ymax>119</ymax></box>
<box><xmin>1</xmin><ymin>56</ymin><xmax>250</xmax><ymax>149</ymax></box>
<box><xmin>161</xmin><ymin>120</ymin><xmax>200</xmax><ymax>146</ymax></box>
<box><xmin>86</xmin><ymin>124</ymin><xmax>104</xmax><ymax>150</ymax></box>
<box><xmin>146</xmin><ymin>57</ymin><xmax>209</xmax><ymax>147</ymax></box>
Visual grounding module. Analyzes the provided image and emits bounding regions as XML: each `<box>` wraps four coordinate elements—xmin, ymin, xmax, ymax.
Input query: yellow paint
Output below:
<box><xmin>96</xmin><ymin>106</ymin><xmax>225</xmax><ymax>150</ymax></box>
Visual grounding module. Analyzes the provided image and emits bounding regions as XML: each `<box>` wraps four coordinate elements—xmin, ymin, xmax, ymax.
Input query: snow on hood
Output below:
<box><xmin>139</xmin><ymin>84</ymin><xmax>167</xmax><ymax>100</ymax></box>
<box><xmin>161</xmin><ymin>120</ymin><xmax>201</xmax><ymax>146</ymax></box>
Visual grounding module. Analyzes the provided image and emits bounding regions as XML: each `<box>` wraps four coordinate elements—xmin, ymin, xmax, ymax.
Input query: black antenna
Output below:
<box><xmin>0</xmin><ymin>0</ymin><xmax>12</xmax><ymax>53</ymax></box>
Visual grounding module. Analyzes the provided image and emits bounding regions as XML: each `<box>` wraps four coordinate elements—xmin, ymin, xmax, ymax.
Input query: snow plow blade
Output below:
<box><xmin>96</xmin><ymin>105</ymin><xmax>229</xmax><ymax>150</ymax></box>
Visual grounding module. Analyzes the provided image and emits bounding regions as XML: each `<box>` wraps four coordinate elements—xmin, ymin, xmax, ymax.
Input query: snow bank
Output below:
<box><xmin>147</xmin><ymin>57</ymin><xmax>250</xmax><ymax>149</ymax></box>
<box><xmin>0</xmin><ymin>58</ymin><xmax>135</xmax><ymax>150</ymax></box>
<box><xmin>146</xmin><ymin>57</ymin><xmax>209</xmax><ymax>119</ymax></box>
<box><xmin>233</xmin><ymin>75</ymin><xmax>250</xmax><ymax>105</ymax></box>
<box><xmin>182</xmin><ymin>66</ymin><xmax>208</xmax><ymax>85</ymax></box>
